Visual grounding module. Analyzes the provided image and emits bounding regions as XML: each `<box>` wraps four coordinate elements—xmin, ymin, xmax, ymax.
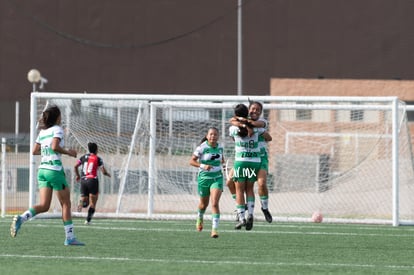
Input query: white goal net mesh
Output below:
<box><xmin>29</xmin><ymin>94</ymin><xmax>414</xmax><ymax>224</ymax></box>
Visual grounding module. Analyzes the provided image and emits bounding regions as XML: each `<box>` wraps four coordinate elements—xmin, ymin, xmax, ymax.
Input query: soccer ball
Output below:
<box><xmin>311</xmin><ymin>211</ymin><xmax>323</xmax><ymax>223</ymax></box>
<box><xmin>27</xmin><ymin>69</ymin><xmax>41</xmax><ymax>83</ymax></box>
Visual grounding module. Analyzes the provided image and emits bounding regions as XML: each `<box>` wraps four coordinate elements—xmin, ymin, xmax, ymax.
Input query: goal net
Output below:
<box><xmin>27</xmin><ymin>93</ymin><xmax>414</xmax><ymax>225</ymax></box>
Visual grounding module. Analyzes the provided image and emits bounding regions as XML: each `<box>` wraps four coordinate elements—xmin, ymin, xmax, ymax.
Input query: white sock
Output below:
<box><xmin>237</xmin><ymin>209</ymin><xmax>245</xmax><ymax>221</ymax></box>
<box><xmin>247</xmin><ymin>199</ymin><xmax>255</xmax><ymax>216</ymax></box>
<box><xmin>259</xmin><ymin>194</ymin><xmax>269</xmax><ymax>209</ymax></box>
<box><xmin>261</xmin><ymin>199</ymin><xmax>269</xmax><ymax>210</ymax></box>
<box><xmin>212</xmin><ymin>215</ymin><xmax>220</xmax><ymax>230</ymax></box>
<box><xmin>197</xmin><ymin>210</ymin><xmax>205</xmax><ymax>219</ymax></box>
<box><xmin>64</xmin><ymin>223</ymin><xmax>75</xmax><ymax>240</ymax></box>
<box><xmin>20</xmin><ymin>210</ymin><xmax>33</xmax><ymax>222</ymax></box>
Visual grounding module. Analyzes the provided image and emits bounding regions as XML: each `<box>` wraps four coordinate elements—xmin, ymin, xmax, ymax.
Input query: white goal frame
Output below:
<box><xmin>27</xmin><ymin>93</ymin><xmax>413</xmax><ymax>226</ymax></box>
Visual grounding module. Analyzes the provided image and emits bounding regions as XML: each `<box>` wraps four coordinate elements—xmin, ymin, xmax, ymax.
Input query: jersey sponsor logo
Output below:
<box><xmin>240</xmin><ymin>152</ymin><xmax>258</xmax><ymax>158</ymax></box>
<box><xmin>237</xmin><ymin>140</ymin><xmax>256</xmax><ymax>149</ymax></box>
<box><xmin>210</xmin><ymin>153</ymin><xmax>221</xmax><ymax>160</ymax></box>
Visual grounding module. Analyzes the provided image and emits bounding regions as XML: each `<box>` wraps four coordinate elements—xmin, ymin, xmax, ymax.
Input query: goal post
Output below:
<box><xmin>27</xmin><ymin>93</ymin><xmax>414</xmax><ymax>226</ymax></box>
<box><xmin>263</xmin><ymin>97</ymin><xmax>409</xmax><ymax>226</ymax></box>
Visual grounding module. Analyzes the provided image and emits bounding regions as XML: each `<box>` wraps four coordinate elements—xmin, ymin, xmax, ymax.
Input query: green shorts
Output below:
<box><xmin>37</xmin><ymin>168</ymin><xmax>68</xmax><ymax>191</ymax></box>
<box><xmin>233</xmin><ymin>161</ymin><xmax>261</xmax><ymax>183</ymax></box>
<box><xmin>197</xmin><ymin>175</ymin><xmax>223</xmax><ymax>197</ymax></box>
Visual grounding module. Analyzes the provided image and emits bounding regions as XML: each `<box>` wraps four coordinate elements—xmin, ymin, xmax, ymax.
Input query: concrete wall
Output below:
<box><xmin>270</xmin><ymin>78</ymin><xmax>414</xmax><ymax>100</ymax></box>
<box><xmin>270</xmin><ymin>77</ymin><xmax>414</xmax><ymax>145</ymax></box>
<box><xmin>2</xmin><ymin>1</ymin><xmax>414</xmax><ymax>133</ymax></box>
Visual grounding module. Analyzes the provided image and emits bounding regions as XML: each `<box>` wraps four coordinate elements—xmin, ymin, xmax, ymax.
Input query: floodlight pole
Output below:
<box><xmin>1</xmin><ymin>137</ymin><xmax>6</xmax><ymax>217</ymax></box>
<box><xmin>15</xmin><ymin>101</ymin><xmax>19</xmax><ymax>153</ymax></box>
<box><xmin>237</xmin><ymin>0</ymin><xmax>243</xmax><ymax>96</ymax></box>
<box><xmin>27</xmin><ymin>69</ymin><xmax>41</xmax><ymax>208</ymax></box>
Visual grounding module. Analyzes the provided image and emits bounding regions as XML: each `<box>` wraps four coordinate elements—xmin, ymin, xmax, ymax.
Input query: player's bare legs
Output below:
<box><xmin>10</xmin><ymin>188</ymin><xmax>53</xmax><ymax>238</ymax></box>
<box><xmin>234</xmin><ymin>180</ymin><xmax>247</xmax><ymax>229</ymax></box>
<box><xmin>196</xmin><ymin>195</ymin><xmax>210</xmax><ymax>232</ymax></box>
<box><xmin>56</xmin><ymin>187</ymin><xmax>72</xmax><ymax>222</ymax></box>
<box><xmin>244</xmin><ymin>181</ymin><xmax>255</xmax><ymax>230</ymax></box>
<box><xmin>209</xmin><ymin>188</ymin><xmax>222</xmax><ymax>238</ymax></box>
<box><xmin>78</xmin><ymin>196</ymin><xmax>89</xmax><ymax>212</ymax></box>
<box><xmin>33</xmin><ymin>187</ymin><xmax>53</xmax><ymax>214</ymax></box>
<box><xmin>85</xmin><ymin>193</ymin><xmax>98</xmax><ymax>224</ymax></box>
<box><xmin>257</xmin><ymin>169</ymin><xmax>272</xmax><ymax>223</ymax></box>
<box><xmin>226</xmin><ymin>168</ymin><xmax>236</xmax><ymax>198</ymax></box>
<box><xmin>227</xmin><ymin>169</ymin><xmax>245</xmax><ymax>221</ymax></box>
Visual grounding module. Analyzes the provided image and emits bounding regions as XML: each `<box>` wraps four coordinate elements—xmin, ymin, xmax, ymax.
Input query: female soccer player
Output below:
<box><xmin>74</xmin><ymin>142</ymin><xmax>111</xmax><ymax>224</ymax></box>
<box><xmin>227</xmin><ymin>101</ymin><xmax>273</xmax><ymax>223</ymax></box>
<box><xmin>189</xmin><ymin>127</ymin><xmax>225</xmax><ymax>238</ymax></box>
<box><xmin>10</xmin><ymin>105</ymin><xmax>84</xmax><ymax>246</ymax></box>
<box><xmin>229</xmin><ymin>104</ymin><xmax>267</xmax><ymax>230</ymax></box>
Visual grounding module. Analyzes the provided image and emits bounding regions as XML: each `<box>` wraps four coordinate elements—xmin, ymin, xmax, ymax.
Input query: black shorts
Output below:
<box><xmin>80</xmin><ymin>178</ymin><xmax>99</xmax><ymax>197</ymax></box>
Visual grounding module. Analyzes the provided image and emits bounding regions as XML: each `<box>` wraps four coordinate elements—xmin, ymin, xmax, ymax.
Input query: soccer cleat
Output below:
<box><xmin>234</xmin><ymin>219</ymin><xmax>246</xmax><ymax>230</ymax></box>
<box><xmin>196</xmin><ymin>218</ymin><xmax>203</xmax><ymax>232</ymax></box>
<box><xmin>84</xmin><ymin>220</ymin><xmax>91</xmax><ymax>225</ymax></box>
<box><xmin>246</xmin><ymin>215</ymin><xmax>254</xmax><ymax>231</ymax></box>
<box><xmin>261</xmin><ymin>207</ymin><xmax>273</xmax><ymax>223</ymax></box>
<box><xmin>211</xmin><ymin>230</ymin><xmax>219</xmax><ymax>238</ymax></box>
<box><xmin>234</xmin><ymin>210</ymin><xmax>239</xmax><ymax>222</ymax></box>
<box><xmin>64</xmin><ymin>238</ymin><xmax>85</xmax><ymax>246</ymax></box>
<box><xmin>10</xmin><ymin>215</ymin><xmax>22</xmax><ymax>238</ymax></box>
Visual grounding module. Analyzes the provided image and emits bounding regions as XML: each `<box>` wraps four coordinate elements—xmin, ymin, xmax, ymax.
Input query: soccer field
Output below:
<box><xmin>1</xmin><ymin>218</ymin><xmax>413</xmax><ymax>274</ymax></box>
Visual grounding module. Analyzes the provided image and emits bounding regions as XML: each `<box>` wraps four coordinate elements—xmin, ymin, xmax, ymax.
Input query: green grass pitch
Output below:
<box><xmin>1</xmin><ymin>218</ymin><xmax>414</xmax><ymax>274</ymax></box>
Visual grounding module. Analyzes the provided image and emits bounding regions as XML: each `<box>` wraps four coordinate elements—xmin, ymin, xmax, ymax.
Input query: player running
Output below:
<box><xmin>190</xmin><ymin>127</ymin><xmax>225</xmax><ymax>238</ymax></box>
<box><xmin>10</xmin><ymin>105</ymin><xmax>84</xmax><ymax>246</ymax></box>
<box><xmin>74</xmin><ymin>142</ymin><xmax>111</xmax><ymax>225</ymax></box>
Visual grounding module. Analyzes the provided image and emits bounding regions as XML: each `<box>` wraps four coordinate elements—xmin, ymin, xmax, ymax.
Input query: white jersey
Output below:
<box><xmin>36</xmin><ymin>125</ymin><xmax>65</xmax><ymax>171</ymax></box>
<box><xmin>256</xmin><ymin>117</ymin><xmax>268</xmax><ymax>129</ymax></box>
<box><xmin>193</xmin><ymin>141</ymin><xmax>224</xmax><ymax>179</ymax></box>
<box><xmin>256</xmin><ymin>117</ymin><xmax>269</xmax><ymax>157</ymax></box>
<box><xmin>229</xmin><ymin>125</ymin><xmax>265</xmax><ymax>163</ymax></box>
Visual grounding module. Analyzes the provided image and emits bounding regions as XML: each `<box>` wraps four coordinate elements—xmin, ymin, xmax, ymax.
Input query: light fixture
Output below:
<box><xmin>27</xmin><ymin>69</ymin><xmax>41</xmax><ymax>83</ymax></box>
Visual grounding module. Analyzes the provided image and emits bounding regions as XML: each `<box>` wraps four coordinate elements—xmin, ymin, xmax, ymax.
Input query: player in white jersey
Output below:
<box><xmin>227</xmin><ymin>101</ymin><xmax>273</xmax><ymax>223</ymax></box>
<box><xmin>247</xmin><ymin>101</ymin><xmax>273</xmax><ymax>222</ymax></box>
<box><xmin>10</xmin><ymin>105</ymin><xmax>84</xmax><ymax>246</ymax></box>
<box><xmin>229</xmin><ymin>104</ymin><xmax>267</xmax><ymax>231</ymax></box>
<box><xmin>190</xmin><ymin>127</ymin><xmax>225</xmax><ymax>238</ymax></box>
